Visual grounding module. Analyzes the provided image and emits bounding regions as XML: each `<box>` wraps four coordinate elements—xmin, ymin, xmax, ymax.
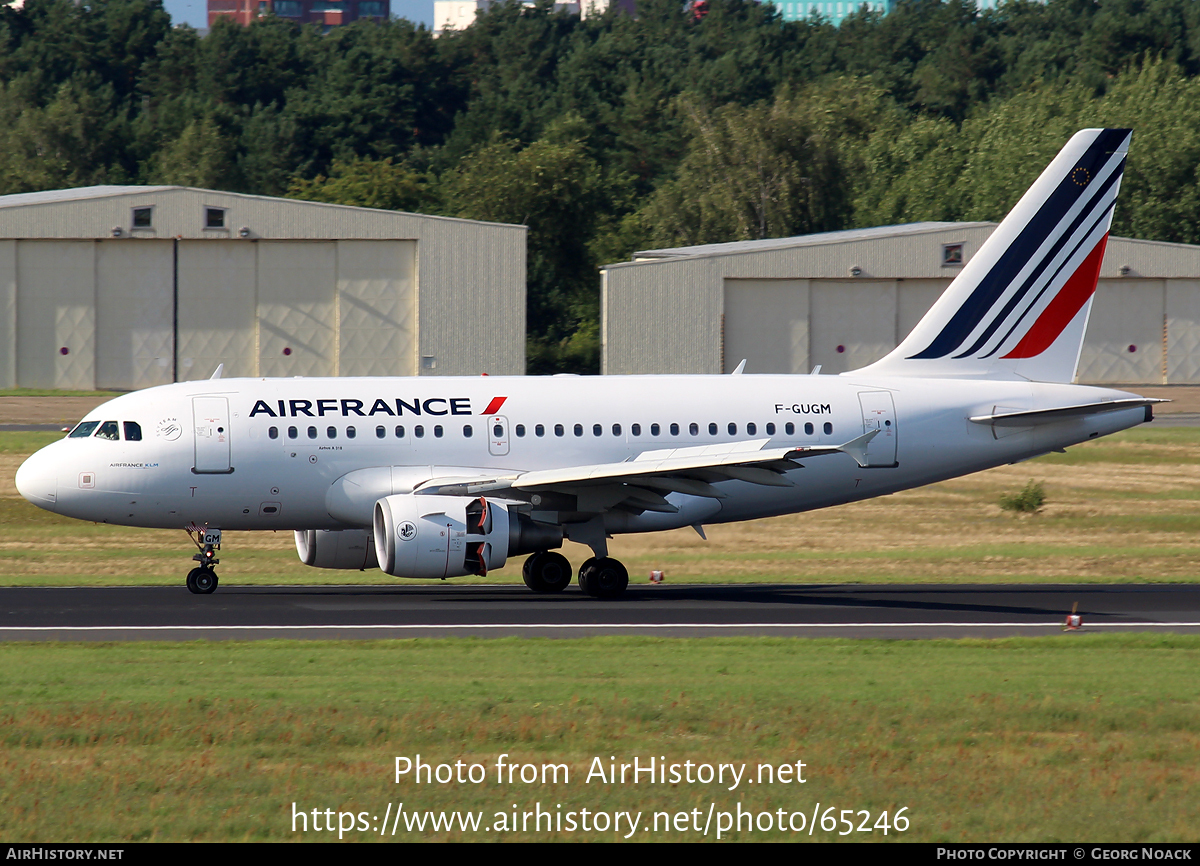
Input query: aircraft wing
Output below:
<box><xmin>417</xmin><ymin>431</ymin><xmax>878</xmax><ymax>514</ymax></box>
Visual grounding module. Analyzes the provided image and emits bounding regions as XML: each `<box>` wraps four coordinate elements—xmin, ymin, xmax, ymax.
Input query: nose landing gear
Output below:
<box><xmin>185</xmin><ymin>528</ymin><xmax>221</xmax><ymax>595</ymax></box>
<box><xmin>186</xmin><ymin>566</ymin><xmax>218</xmax><ymax>594</ymax></box>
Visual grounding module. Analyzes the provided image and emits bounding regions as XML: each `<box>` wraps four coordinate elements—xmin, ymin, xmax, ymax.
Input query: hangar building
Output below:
<box><xmin>601</xmin><ymin>222</ymin><xmax>1200</xmax><ymax>385</ymax></box>
<box><xmin>0</xmin><ymin>186</ymin><xmax>526</xmax><ymax>391</ymax></box>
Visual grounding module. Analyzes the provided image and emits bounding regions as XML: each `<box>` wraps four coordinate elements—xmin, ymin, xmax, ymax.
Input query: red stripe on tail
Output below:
<box><xmin>1002</xmin><ymin>233</ymin><xmax>1109</xmax><ymax>359</ymax></box>
<box><xmin>481</xmin><ymin>396</ymin><xmax>507</xmax><ymax>415</ymax></box>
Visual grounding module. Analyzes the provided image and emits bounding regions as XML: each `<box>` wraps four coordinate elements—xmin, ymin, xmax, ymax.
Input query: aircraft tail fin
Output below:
<box><xmin>854</xmin><ymin>128</ymin><xmax>1131</xmax><ymax>383</ymax></box>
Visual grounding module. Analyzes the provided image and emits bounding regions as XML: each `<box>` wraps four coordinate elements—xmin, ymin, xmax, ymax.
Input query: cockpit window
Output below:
<box><xmin>123</xmin><ymin>421</ymin><xmax>142</xmax><ymax>441</ymax></box>
<box><xmin>69</xmin><ymin>421</ymin><xmax>100</xmax><ymax>438</ymax></box>
<box><xmin>95</xmin><ymin>421</ymin><xmax>120</xmax><ymax>441</ymax></box>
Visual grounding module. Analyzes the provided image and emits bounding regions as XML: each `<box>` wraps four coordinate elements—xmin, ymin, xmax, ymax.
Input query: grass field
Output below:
<box><xmin>4</xmin><ymin>430</ymin><xmax>1200</xmax><ymax>841</ymax></box>
<box><xmin>3</xmin><ymin>428</ymin><xmax>1200</xmax><ymax>586</ymax></box>
<box><xmin>1</xmin><ymin>635</ymin><xmax>1198</xmax><ymax>842</ymax></box>
<box><xmin>0</xmin><ymin>389</ymin><xmax>124</xmax><ymax>398</ymax></box>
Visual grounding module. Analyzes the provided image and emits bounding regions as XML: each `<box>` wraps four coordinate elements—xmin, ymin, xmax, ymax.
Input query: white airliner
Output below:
<box><xmin>16</xmin><ymin>128</ymin><xmax>1159</xmax><ymax>598</ymax></box>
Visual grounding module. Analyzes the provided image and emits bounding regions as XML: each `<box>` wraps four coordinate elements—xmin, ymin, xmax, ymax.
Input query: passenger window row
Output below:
<box><xmin>266</xmin><ymin>421</ymin><xmax>835</xmax><ymax>441</ymax></box>
<box><xmin>510</xmin><ymin>421</ymin><xmax>833</xmax><ymax>438</ymax></box>
<box><xmin>268</xmin><ymin>424</ymin><xmax>464</xmax><ymax>440</ymax></box>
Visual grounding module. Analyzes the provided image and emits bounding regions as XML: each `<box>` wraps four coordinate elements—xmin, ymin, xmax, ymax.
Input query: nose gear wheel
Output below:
<box><xmin>186</xmin><ymin>567</ymin><xmax>218</xmax><ymax>594</ymax></box>
<box><xmin>184</xmin><ymin>528</ymin><xmax>221</xmax><ymax>594</ymax></box>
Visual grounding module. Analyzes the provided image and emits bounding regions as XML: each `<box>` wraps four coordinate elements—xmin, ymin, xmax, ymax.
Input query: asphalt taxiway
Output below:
<box><xmin>2</xmin><ymin>583</ymin><xmax>1199</xmax><ymax>640</ymax></box>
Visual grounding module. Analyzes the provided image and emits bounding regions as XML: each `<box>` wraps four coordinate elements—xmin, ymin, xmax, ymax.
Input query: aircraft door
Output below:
<box><xmin>857</xmin><ymin>391</ymin><xmax>897</xmax><ymax>467</ymax></box>
<box><xmin>193</xmin><ymin>396</ymin><xmax>233</xmax><ymax>474</ymax></box>
<box><xmin>488</xmin><ymin>415</ymin><xmax>510</xmax><ymax>456</ymax></box>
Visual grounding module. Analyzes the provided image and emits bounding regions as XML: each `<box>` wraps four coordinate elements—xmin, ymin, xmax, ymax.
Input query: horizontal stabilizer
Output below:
<box><xmin>969</xmin><ymin>398</ymin><xmax>1165</xmax><ymax>427</ymax></box>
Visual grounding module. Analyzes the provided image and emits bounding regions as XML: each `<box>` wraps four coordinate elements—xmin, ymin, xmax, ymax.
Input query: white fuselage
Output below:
<box><xmin>16</xmin><ymin>373</ymin><xmax>1148</xmax><ymax>536</ymax></box>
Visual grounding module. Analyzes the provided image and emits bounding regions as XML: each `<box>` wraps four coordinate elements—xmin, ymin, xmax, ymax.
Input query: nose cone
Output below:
<box><xmin>15</xmin><ymin>447</ymin><xmax>58</xmax><ymax>509</ymax></box>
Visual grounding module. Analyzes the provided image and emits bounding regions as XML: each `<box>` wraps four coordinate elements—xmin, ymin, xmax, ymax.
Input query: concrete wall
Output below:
<box><xmin>603</xmin><ymin>224</ymin><xmax>993</xmax><ymax>376</ymax></box>
<box><xmin>176</xmin><ymin>240</ymin><xmax>257</xmax><ymax>381</ymax></box>
<box><xmin>15</xmin><ymin>241</ymin><xmax>96</xmax><ymax>389</ymax></box>
<box><xmin>603</xmin><ymin>224</ymin><xmax>1200</xmax><ymax>384</ymax></box>
<box><xmin>0</xmin><ymin>241</ymin><xmax>16</xmax><ymax>390</ymax></box>
<box><xmin>0</xmin><ymin>187</ymin><xmax>526</xmax><ymax>387</ymax></box>
<box><xmin>95</xmin><ymin>240</ymin><xmax>175</xmax><ymax>390</ymax></box>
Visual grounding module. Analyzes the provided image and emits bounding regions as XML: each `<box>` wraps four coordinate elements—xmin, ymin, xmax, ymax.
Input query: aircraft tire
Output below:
<box><xmin>577</xmin><ymin>557</ymin><xmax>595</xmax><ymax>595</ymax></box>
<box><xmin>523</xmin><ymin>551</ymin><xmax>572</xmax><ymax>593</ymax></box>
<box><xmin>578</xmin><ymin>557</ymin><xmax>628</xmax><ymax>599</ymax></box>
<box><xmin>522</xmin><ymin>557</ymin><xmax>544</xmax><ymax>591</ymax></box>
<box><xmin>187</xmin><ymin>567</ymin><xmax>218</xmax><ymax>595</ymax></box>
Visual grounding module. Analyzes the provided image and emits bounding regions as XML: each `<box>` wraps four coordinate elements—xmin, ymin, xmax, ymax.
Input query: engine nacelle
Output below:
<box><xmin>373</xmin><ymin>494</ymin><xmax>565</xmax><ymax>579</ymax></box>
<box><xmin>374</xmin><ymin>494</ymin><xmax>511</xmax><ymax>578</ymax></box>
<box><xmin>295</xmin><ymin>529</ymin><xmax>378</xmax><ymax>570</ymax></box>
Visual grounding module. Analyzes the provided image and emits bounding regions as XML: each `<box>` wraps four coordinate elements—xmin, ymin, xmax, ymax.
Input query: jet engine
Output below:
<box><xmin>373</xmin><ymin>494</ymin><xmax>562</xmax><ymax>579</ymax></box>
<box><xmin>294</xmin><ymin>529</ymin><xmax>378</xmax><ymax>570</ymax></box>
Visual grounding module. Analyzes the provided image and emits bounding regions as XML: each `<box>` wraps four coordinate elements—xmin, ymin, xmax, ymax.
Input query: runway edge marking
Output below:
<box><xmin>4</xmin><ymin>621</ymin><xmax>1200</xmax><ymax>632</ymax></box>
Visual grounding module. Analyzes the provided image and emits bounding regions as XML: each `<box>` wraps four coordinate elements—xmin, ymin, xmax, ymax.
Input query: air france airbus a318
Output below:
<box><xmin>16</xmin><ymin>128</ymin><xmax>1159</xmax><ymax>598</ymax></box>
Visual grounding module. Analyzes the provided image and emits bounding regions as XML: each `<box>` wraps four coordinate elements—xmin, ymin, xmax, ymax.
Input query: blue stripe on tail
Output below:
<box><xmin>908</xmin><ymin>128</ymin><xmax>1130</xmax><ymax>360</ymax></box>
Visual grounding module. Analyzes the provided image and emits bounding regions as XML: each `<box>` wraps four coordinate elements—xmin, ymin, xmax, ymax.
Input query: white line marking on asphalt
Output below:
<box><xmin>2</xmin><ymin>621</ymin><xmax>1200</xmax><ymax>632</ymax></box>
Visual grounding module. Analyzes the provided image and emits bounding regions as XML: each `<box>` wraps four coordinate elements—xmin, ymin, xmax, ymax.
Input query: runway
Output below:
<box><xmin>2</xmin><ymin>583</ymin><xmax>1200</xmax><ymax>640</ymax></box>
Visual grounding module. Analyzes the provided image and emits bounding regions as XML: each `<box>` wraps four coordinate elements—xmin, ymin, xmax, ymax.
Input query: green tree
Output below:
<box><xmin>434</xmin><ymin>0</ymin><xmax>582</xmax><ymax>163</ymax></box>
<box><xmin>1092</xmin><ymin>59</ymin><xmax>1200</xmax><ymax>244</ymax></box>
<box><xmin>284</xmin><ymin>18</ymin><xmax>463</xmax><ymax>178</ymax></box>
<box><xmin>0</xmin><ymin>75</ymin><xmax>132</xmax><ymax>193</ymax></box>
<box><xmin>150</xmin><ymin>114</ymin><xmax>239</xmax><ymax>189</ymax></box>
<box><xmin>235</xmin><ymin>103</ymin><xmax>301</xmax><ymax>197</ymax></box>
<box><xmin>639</xmin><ymin>80</ymin><xmax>895</xmax><ymax>247</ymax></box>
<box><xmin>852</xmin><ymin>113</ymin><xmax>969</xmax><ymax>226</ymax></box>
<box><xmin>0</xmin><ymin>0</ymin><xmax>171</xmax><ymax>105</ymax></box>
<box><xmin>440</xmin><ymin>122</ymin><xmax>608</xmax><ymax>373</ymax></box>
<box><xmin>286</xmin><ymin>157</ymin><xmax>437</xmax><ymax>212</ymax></box>
<box><xmin>850</xmin><ymin>58</ymin><xmax>1200</xmax><ymax>246</ymax></box>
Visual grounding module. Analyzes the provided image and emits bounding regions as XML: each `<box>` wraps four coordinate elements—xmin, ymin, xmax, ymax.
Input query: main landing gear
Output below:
<box><xmin>522</xmin><ymin>551</ymin><xmax>630</xmax><ymax>599</ymax></box>
<box><xmin>522</xmin><ymin>551</ymin><xmax>573</xmax><ymax>593</ymax></box>
<box><xmin>185</xmin><ymin>528</ymin><xmax>221</xmax><ymax>595</ymax></box>
<box><xmin>578</xmin><ymin>557</ymin><xmax>629</xmax><ymax>599</ymax></box>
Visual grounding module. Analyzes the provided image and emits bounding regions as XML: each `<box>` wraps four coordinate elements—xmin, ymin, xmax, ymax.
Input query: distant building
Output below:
<box><xmin>771</xmin><ymin>0</ymin><xmax>887</xmax><ymax>25</ymax></box>
<box><xmin>602</xmin><ymin>222</ymin><xmax>1200</xmax><ymax>386</ymax></box>
<box><xmin>0</xmin><ymin>186</ymin><xmax>525</xmax><ymax>390</ymax></box>
<box><xmin>432</xmin><ymin>0</ymin><xmax>632</xmax><ymax>35</ymax></box>
<box><xmin>434</xmin><ymin>0</ymin><xmax>500</xmax><ymax>34</ymax></box>
<box><xmin>207</xmin><ymin>0</ymin><xmax>390</xmax><ymax>29</ymax></box>
<box><xmin>774</xmin><ymin>0</ymin><xmax>1012</xmax><ymax>26</ymax></box>
<box><xmin>581</xmin><ymin>0</ymin><xmax>636</xmax><ymax>18</ymax></box>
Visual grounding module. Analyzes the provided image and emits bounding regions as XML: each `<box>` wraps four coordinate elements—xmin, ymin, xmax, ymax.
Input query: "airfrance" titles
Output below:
<box><xmin>250</xmin><ymin>398</ymin><xmax>474</xmax><ymax>418</ymax></box>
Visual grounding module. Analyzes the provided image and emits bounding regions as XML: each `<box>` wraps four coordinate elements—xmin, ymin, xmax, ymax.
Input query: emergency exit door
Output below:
<box><xmin>488</xmin><ymin>415</ymin><xmax>510</xmax><ymax>456</ymax></box>
<box><xmin>193</xmin><ymin>396</ymin><xmax>232</xmax><ymax>473</ymax></box>
<box><xmin>858</xmin><ymin>391</ymin><xmax>897</xmax><ymax>467</ymax></box>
